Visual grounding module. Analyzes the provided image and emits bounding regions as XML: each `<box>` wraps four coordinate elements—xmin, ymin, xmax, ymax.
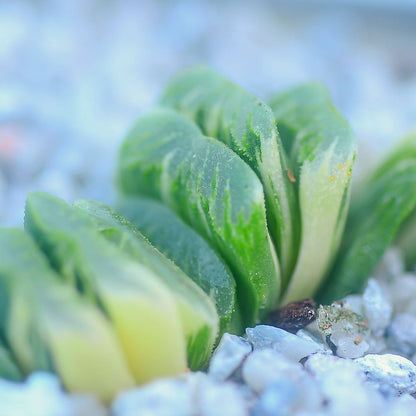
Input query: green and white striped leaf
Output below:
<box><xmin>75</xmin><ymin>198</ymin><xmax>219</xmax><ymax>368</ymax></box>
<box><xmin>269</xmin><ymin>83</ymin><xmax>356</xmax><ymax>304</ymax></box>
<box><xmin>319</xmin><ymin>133</ymin><xmax>416</xmax><ymax>302</ymax></box>
<box><xmin>0</xmin><ymin>228</ymin><xmax>134</xmax><ymax>402</ymax></box>
<box><xmin>160</xmin><ymin>66</ymin><xmax>297</xmax><ymax>282</ymax></box>
<box><xmin>24</xmin><ymin>193</ymin><xmax>188</xmax><ymax>383</ymax></box>
<box><xmin>117</xmin><ymin>108</ymin><xmax>280</xmax><ymax>325</ymax></box>
<box><xmin>115</xmin><ymin>196</ymin><xmax>242</xmax><ymax>336</ymax></box>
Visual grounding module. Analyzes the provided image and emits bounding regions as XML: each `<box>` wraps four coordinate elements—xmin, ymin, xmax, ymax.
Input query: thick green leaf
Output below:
<box><xmin>396</xmin><ymin>210</ymin><xmax>416</xmax><ymax>269</ymax></box>
<box><xmin>318</xmin><ymin>158</ymin><xmax>416</xmax><ymax>303</ymax></box>
<box><xmin>117</xmin><ymin>108</ymin><xmax>280</xmax><ymax>325</ymax></box>
<box><xmin>0</xmin><ymin>339</ymin><xmax>23</xmax><ymax>382</ymax></box>
<box><xmin>74</xmin><ymin>198</ymin><xmax>219</xmax><ymax>368</ymax></box>
<box><xmin>379</xmin><ymin>130</ymin><xmax>416</xmax><ymax>269</ymax></box>
<box><xmin>24</xmin><ymin>193</ymin><xmax>189</xmax><ymax>382</ymax></box>
<box><xmin>0</xmin><ymin>228</ymin><xmax>134</xmax><ymax>402</ymax></box>
<box><xmin>269</xmin><ymin>83</ymin><xmax>356</xmax><ymax>304</ymax></box>
<box><xmin>115</xmin><ymin>196</ymin><xmax>242</xmax><ymax>336</ymax></box>
<box><xmin>160</xmin><ymin>66</ymin><xmax>297</xmax><ymax>282</ymax></box>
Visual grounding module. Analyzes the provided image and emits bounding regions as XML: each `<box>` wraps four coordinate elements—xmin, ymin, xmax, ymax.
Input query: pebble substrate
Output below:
<box><xmin>2</xmin><ymin>248</ymin><xmax>416</xmax><ymax>416</ymax></box>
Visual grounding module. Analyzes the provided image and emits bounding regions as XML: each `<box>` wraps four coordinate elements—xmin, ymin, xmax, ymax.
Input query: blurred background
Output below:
<box><xmin>0</xmin><ymin>0</ymin><xmax>415</xmax><ymax>225</ymax></box>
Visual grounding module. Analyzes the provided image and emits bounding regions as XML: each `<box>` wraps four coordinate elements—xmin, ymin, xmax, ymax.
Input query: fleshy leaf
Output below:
<box><xmin>379</xmin><ymin>129</ymin><xmax>416</xmax><ymax>269</ymax></box>
<box><xmin>75</xmin><ymin>198</ymin><xmax>219</xmax><ymax>368</ymax></box>
<box><xmin>160</xmin><ymin>66</ymin><xmax>297</xmax><ymax>282</ymax></box>
<box><xmin>0</xmin><ymin>339</ymin><xmax>23</xmax><ymax>382</ymax></box>
<box><xmin>0</xmin><ymin>228</ymin><xmax>134</xmax><ymax>402</ymax></box>
<box><xmin>117</xmin><ymin>108</ymin><xmax>280</xmax><ymax>325</ymax></box>
<box><xmin>269</xmin><ymin>83</ymin><xmax>356</xmax><ymax>304</ymax></box>
<box><xmin>115</xmin><ymin>196</ymin><xmax>242</xmax><ymax>336</ymax></box>
<box><xmin>24</xmin><ymin>193</ymin><xmax>188</xmax><ymax>383</ymax></box>
<box><xmin>319</xmin><ymin>131</ymin><xmax>416</xmax><ymax>302</ymax></box>
<box><xmin>319</xmin><ymin>161</ymin><xmax>416</xmax><ymax>302</ymax></box>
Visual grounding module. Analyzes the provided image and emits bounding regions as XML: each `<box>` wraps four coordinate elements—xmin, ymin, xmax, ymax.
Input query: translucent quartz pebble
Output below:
<box><xmin>316</xmin><ymin>305</ymin><xmax>369</xmax><ymax>358</ymax></box>
<box><xmin>245</xmin><ymin>325</ymin><xmax>323</xmax><ymax>361</ymax></box>
<box><xmin>251</xmin><ymin>376</ymin><xmax>322</xmax><ymax>416</ymax></box>
<box><xmin>0</xmin><ymin>372</ymin><xmax>107</xmax><ymax>416</ymax></box>
<box><xmin>208</xmin><ymin>333</ymin><xmax>252</xmax><ymax>381</ymax></box>
<box><xmin>388</xmin><ymin>273</ymin><xmax>416</xmax><ymax>314</ymax></box>
<box><xmin>330</xmin><ymin>326</ymin><xmax>370</xmax><ymax>358</ymax></box>
<box><xmin>363</xmin><ymin>279</ymin><xmax>393</xmax><ymax>335</ymax></box>
<box><xmin>113</xmin><ymin>372</ymin><xmax>248</xmax><ymax>416</ymax></box>
<box><xmin>305</xmin><ymin>354</ymin><xmax>383</xmax><ymax>416</ymax></box>
<box><xmin>112</xmin><ymin>376</ymin><xmax>193</xmax><ymax>416</ymax></box>
<box><xmin>355</xmin><ymin>354</ymin><xmax>416</xmax><ymax>394</ymax></box>
<box><xmin>343</xmin><ymin>294</ymin><xmax>364</xmax><ymax>315</ymax></box>
<box><xmin>387</xmin><ymin>314</ymin><xmax>416</xmax><ymax>356</ymax></box>
<box><xmin>375</xmin><ymin>248</ymin><xmax>405</xmax><ymax>283</ymax></box>
<box><xmin>241</xmin><ymin>349</ymin><xmax>304</xmax><ymax>393</ymax></box>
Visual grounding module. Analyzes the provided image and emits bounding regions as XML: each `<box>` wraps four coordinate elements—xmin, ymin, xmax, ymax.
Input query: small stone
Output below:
<box><xmin>208</xmin><ymin>333</ymin><xmax>252</xmax><ymax>381</ymax></box>
<box><xmin>384</xmin><ymin>394</ymin><xmax>416</xmax><ymax>416</ymax></box>
<box><xmin>304</xmin><ymin>353</ymin><xmax>366</xmax><ymax>383</ymax></box>
<box><xmin>367</xmin><ymin>334</ymin><xmax>387</xmax><ymax>354</ymax></box>
<box><xmin>269</xmin><ymin>298</ymin><xmax>316</xmax><ymax>332</ymax></box>
<box><xmin>0</xmin><ymin>372</ymin><xmax>107</xmax><ymax>416</ymax></box>
<box><xmin>343</xmin><ymin>294</ymin><xmax>364</xmax><ymax>315</ymax></box>
<box><xmin>242</xmin><ymin>349</ymin><xmax>304</xmax><ymax>393</ymax></box>
<box><xmin>375</xmin><ymin>248</ymin><xmax>405</xmax><ymax>283</ymax></box>
<box><xmin>388</xmin><ymin>273</ymin><xmax>416</xmax><ymax>314</ymax></box>
<box><xmin>316</xmin><ymin>304</ymin><xmax>369</xmax><ymax>358</ymax></box>
<box><xmin>363</xmin><ymin>279</ymin><xmax>393</xmax><ymax>335</ymax></box>
<box><xmin>196</xmin><ymin>377</ymin><xmax>249</xmax><ymax>416</ymax></box>
<box><xmin>387</xmin><ymin>314</ymin><xmax>416</xmax><ymax>356</ymax></box>
<box><xmin>251</xmin><ymin>375</ymin><xmax>323</xmax><ymax>416</ymax></box>
<box><xmin>112</xmin><ymin>375</ymin><xmax>194</xmax><ymax>416</ymax></box>
<box><xmin>355</xmin><ymin>354</ymin><xmax>416</xmax><ymax>394</ymax></box>
<box><xmin>295</xmin><ymin>329</ymin><xmax>331</xmax><ymax>353</ymax></box>
<box><xmin>246</xmin><ymin>325</ymin><xmax>323</xmax><ymax>361</ymax></box>
<box><xmin>305</xmin><ymin>354</ymin><xmax>383</xmax><ymax>416</ymax></box>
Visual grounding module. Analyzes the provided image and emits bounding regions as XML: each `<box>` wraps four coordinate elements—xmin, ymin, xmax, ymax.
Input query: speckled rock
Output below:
<box><xmin>355</xmin><ymin>354</ymin><xmax>416</xmax><ymax>395</ymax></box>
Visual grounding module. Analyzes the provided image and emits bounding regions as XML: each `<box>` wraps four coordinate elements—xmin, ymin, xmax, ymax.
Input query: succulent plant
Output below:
<box><xmin>0</xmin><ymin>67</ymin><xmax>415</xmax><ymax>401</ymax></box>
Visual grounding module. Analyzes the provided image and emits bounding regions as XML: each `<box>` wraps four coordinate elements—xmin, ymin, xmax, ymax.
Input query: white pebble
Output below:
<box><xmin>388</xmin><ymin>273</ymin><xmax>416</xmax><ymax>314</ymax></box>
<box><xmin>112</xmin><ymin>376</ymin><xmax>194</xmax><ymax>416</ymax></box>
<box><xmin>387</xmin><ymin>314</ymin><xmax>416</xmax><ymax>356</ymax></box>
<box><xmin>355</xmin><ymin>354</ymin><xmax>416</xmax><ymax>394</ymax></box>
<box><xmin>252</xmin><ymin>376</ymin><xmax>323</xmax><ymax>416</ymax></box>
<box><xmin>384</xmin><ymin>394</ymin><xmax>416</xmax><ymax>416</ymax></box>
<box><xmin>363</xmin><ymin>279</ymin><xmax>393</xmax><ymax>335</ymax></box>
<box><xmin>242</xmin><ymin>349</ymin><xmax>303</xmax><ymax>393</ymax></box>
<box><xmin>305</xmin><ymin>354</ymin><xmax>382</xmax><ymax>416</ymax></box>
<box><xmin>196</xmin><ymin>377</ymin><xmax>249</xmax><ymax>416</ymax></box>
<box><xmin>375</xmin><ymin>248</ymin><xmax>405</xmax><ymax>282</ymax></box>
<box><xmin>246</xmin><ymin>325</ymin><xmax>323</xmax><ymax>361</ymax></box>
<box><xmin>0</xmin><ymin>372</ymin><xmax>106</xmax><ymax>416</ymax></box>
<box><xmin>208</xmin><ymin>333</ymin><xmax>251</xmax><ymax>381</ymax></box>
